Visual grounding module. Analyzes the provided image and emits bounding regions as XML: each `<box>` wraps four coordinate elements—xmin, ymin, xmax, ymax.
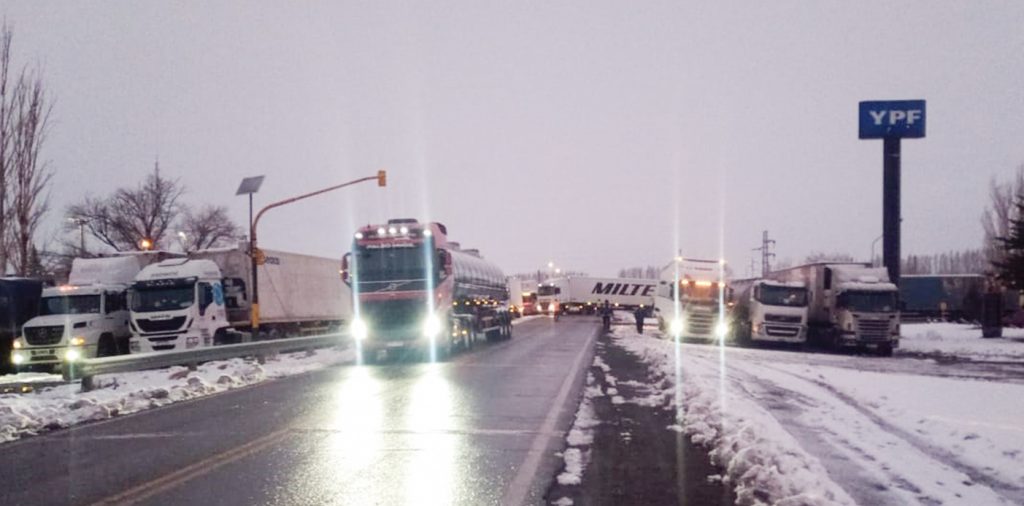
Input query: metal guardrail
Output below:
<box><xmin>63</xmin><ymin>333</ymin><xmax>349</xmax><ymax>392</ymax></box>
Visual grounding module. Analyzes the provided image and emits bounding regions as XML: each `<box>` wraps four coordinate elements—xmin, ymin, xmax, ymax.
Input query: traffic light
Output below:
<box><xmin>377</xmin><ymin>170</ymin><xmax>387</xmax><ymax>187</ymax></box>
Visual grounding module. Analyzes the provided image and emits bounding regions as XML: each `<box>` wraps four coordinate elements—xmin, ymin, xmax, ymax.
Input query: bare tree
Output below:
<box><xmin>0</xmin><ymin>23</ymin><xmax>54</xmax><ymax>275</ymax></box>
<box><xmin>804</xmin><ymin>251</ymin><xmax>855</xmax><ymax>263</ymax></box>
<box><xmin>67</xmin><ymin>162</ymin><xmax>184</xmax><ymax>251</ymax></box>
<box><xmin>178</xmin><ymin>204</ymin><xmax>242</xmax><ymax>251</ymax></box>
<box><xmin>981</xmin><ymin>165</ymin><xmax>1024</xmax><ymax>270</ymax></box>
<box><xmin>8</xmin><ymin>69</ymin><xmax>51</xmax><ymax>275</ymax></box>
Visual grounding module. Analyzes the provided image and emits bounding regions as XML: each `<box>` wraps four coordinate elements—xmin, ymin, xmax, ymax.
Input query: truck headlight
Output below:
<box><xmin>423</xmin><ymin>314</ymin><xmax>442</xmax><ymax>338</ymax></box>
<box><xmin>70</xmin><ymin>336</ymin><xmax>86</xmax><ymax>346</ymax></box>
<box><xmin>351</xmin><ymin>318</ymin><xmax>368</xmax><ymax>341</ymax></box>
<box><xmin>12</xmin><ymin>339</ymin><xmax>22</xmax><ymax>349</ymax></box>
<box><xmin>715</xmin><ymin>322</ymin><xmax>729</xmax><ymax>338</ymax></box>
<box><xmin>669</xmin><ymin>319</ymin><xmax>684</xmax><ymax>336</ymax></box>
<box><xmin>11</xmin><ymin>351</ymin><xmax>25</xmax><ymax>364</ymax></box>
<box><xmin>64</xmin><ymin>348</ymin><xmax>82</xmax><ymax>362</ymax></box>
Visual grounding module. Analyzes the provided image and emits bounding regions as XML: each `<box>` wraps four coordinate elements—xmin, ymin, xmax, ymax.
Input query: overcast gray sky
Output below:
<box><xmin>3</xmin><ymin>1</ymin><xmax>1023</xmax><ymax>277</ymax></box>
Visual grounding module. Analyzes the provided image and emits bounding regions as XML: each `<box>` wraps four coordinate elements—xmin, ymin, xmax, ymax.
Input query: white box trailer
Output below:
<box><xmin>130</xmin><ymin>243</ymin><xmax>351</xmax><ymax>353</ymax></box>
<box><xmin>190</xmin><ymin>244</ymin><xmax>351</xmax><ymax>329</ymax></box>
<box><xmin>556</xmin><ymin>276</ymin><xmax>657</xmax><ymax>314</ymax></box>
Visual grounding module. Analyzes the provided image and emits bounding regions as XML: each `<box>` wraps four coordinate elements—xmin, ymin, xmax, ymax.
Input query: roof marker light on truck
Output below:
<box><xmin>354</xmin><ymin>232</ymin><xmax>364</xmax><ymax>239</ymax></box>
<box><xmin>400</xmin><ymin>226</ymin><xmax>409</xmax><ymax>234</ymax></box>
<box><xmin>388</xmin><ymin>227</ymin><xmax>398</xmax><ymax>235</ymax></box>
<box><xmin>377</xmin><ymin>227</ymin><xmax>386</xmax><ymax>236</ymax></box>
<box><xmin>423</xmin><ymin>229</ymin><xmax>433</xmax><ymax>237</ymax></box>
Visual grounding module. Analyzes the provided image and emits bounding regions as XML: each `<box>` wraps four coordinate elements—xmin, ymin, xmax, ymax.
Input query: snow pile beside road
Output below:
<box><xmin>901</xmin><ymin>322</ymin><xmax>1024</xmax><ymax>361</ymax></box>
<box><xmin>0</xmin><ymin>347</ymin><xmax>352</xmax><ymax>443</ymax></box>
<box><xmin>556</xmin><ymin>368</ymin><xmax>602</xmax><ymax>486</ymax></box>
<box><xmin>612</xmin><ymin>328</ymin><xmax>854</xmax><ymax>506</ymax></box>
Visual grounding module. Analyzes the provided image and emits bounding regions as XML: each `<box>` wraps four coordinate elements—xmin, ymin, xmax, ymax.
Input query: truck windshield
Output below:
<box><xmin>538</xmin><ymin>286</ymin><xmax>560</xmax><ymax>296</ymax></box>
<box><xmin>838</xmin><ymin>291</ymin><xmax>897</xmax><ymax>312</ymax></box>
<box><xmin>757</xmin><ymin>285</ymin><xmax>808</xmax><ymax>307</ymax></box>
<box><xmin>354</xmin><ymin>244</ymin><xmax>432</xmax><ymax>282</ymax></box>
<box><xmin>130</xmin><ymin>286</ymin><xmax>195</xmax><ymax>312</ymax></box>
<box><xmin>40</xmin><ymin>295</ymin><xmax>102</xmax><ymax>315</ymax></box>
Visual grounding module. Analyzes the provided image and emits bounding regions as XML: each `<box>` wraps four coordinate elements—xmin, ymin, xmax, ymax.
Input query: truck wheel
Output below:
<box><xmin>96</xmin><ymin>334</ymin><xmax>116</xmax><ymax>357</ymax></box>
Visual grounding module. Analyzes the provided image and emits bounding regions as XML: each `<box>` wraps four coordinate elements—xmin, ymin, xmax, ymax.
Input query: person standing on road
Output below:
<box><xmin>601</xmin><ymin>300</ymin><xmax>612</xmax><ymax>332</ymax></box>
<box><xmin>634</xmin><ymin>306</ymin><xmax>646</xmax><ymax>334</ymax></box>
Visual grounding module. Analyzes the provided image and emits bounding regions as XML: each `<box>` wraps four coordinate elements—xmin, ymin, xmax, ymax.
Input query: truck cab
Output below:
<box><xmin>536</xmin><ymin>280</ymin><xmax>564</xmax><ymax>316</ymax></box>
<box><xmin>832</xmin><ymin>283</ymin><xmax>899</xmax><ymax>351</ymax></box>
<box><xmin>128</xmin><ymin>259</ymin><xmax>229</xmax><ymax>353</ymax></box>
<box><xmin>731</xmin><ymin>280</ymin><xmax>809</xmax><ymax>344</ymax></box>
<box><xmin>654</xmin><ymin>258</ymin><xmax>729</xmax><ymax>341</ymax></box>
<box><xmin>13</xmin><ymin>284</ymin><xmax>129</xmax><ymax>368</ymax></box>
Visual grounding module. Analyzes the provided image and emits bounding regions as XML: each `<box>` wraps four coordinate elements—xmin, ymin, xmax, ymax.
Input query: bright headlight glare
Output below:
<box><xmin>12</xmin><ymin>340</ymin><xmax>22</xmax><ymax>349</ymax></box>
<box><xmin>70</xmin><ymin>336</ymin><xmax>86</xmax><ymax>346</ymax></box>
<box><xmin>11</xmin><ymin>352</ymin><xmax>25</xmax><ymax>364</ymax></box>
<box><xmin>64</xmin><ymin>348</ymin><xmax>81</xmax><ymax>362</ymax></box>
<box><xmin>669</xmin><ymin>319</ymin><xmax>684</xmax><ymax>336</ymax></box>
<box><xmin>423</xmin><ymin>314</ymin><xmax>442</xmax><ymax>338</ymax></box>
<box><xmin>715</xmin><ymin>322</ymin><xmax>729</xmax><ymax>338</ymax></box>
<box><xmin>351</xmin><ymin>318</ymin><xmax>368</xmax><ymax>341</ymax></box>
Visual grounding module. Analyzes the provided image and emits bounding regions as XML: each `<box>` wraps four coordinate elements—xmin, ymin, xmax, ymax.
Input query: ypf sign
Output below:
<box><xmin>859</xmin><ymin>99</ymin><xmax>926</xmax><ymax>289</ymax></box>
<box><xmin>859</xmin><ymin>100</ymin><xmax>926</xmax><ymax>139</ymax></box>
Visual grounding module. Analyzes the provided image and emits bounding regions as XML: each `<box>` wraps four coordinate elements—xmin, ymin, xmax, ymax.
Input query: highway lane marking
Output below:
<box><xmin>501</xmin><ymin>326</ymin><xmax>597</xmax><ymax>505</ymax></box>
<box><xmin>88</xmin><ymin>427</ymin><xmax>292</xmax><ymax>506</ymax></box>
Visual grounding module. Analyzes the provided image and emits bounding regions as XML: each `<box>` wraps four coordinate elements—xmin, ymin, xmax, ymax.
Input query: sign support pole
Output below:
<box><xmin>883</xmin><ymin>136</ymin><xmax>901</xmax><ymax>287</ymax></box>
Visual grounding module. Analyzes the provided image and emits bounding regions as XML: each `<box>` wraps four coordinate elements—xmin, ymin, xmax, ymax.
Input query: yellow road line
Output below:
<box><xmin>89</xmin><ymin>427</ymin><xmax>292</xmax><ymax>506</ymax></box>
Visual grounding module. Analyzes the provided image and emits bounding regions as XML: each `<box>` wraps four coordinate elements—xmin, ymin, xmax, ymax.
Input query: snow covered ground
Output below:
<box><xmin>611</xmin><ymin>325</ymin><xmax>1024</xmax><ymax>505</ymax></box>
<box><xmin>0</xmin><ymin>347</ymin><xmax>353</xmax><ymax>443</ymax></box>
<box><xmin>900</xmin><ymin>322</ymin><xmax>1024</xmax><ymax>362</ymax></box>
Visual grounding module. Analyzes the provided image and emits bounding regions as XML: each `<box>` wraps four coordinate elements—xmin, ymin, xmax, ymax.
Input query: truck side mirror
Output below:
<box><xmin>341</xmin><ymin>253</ymin><xmax>352</xmax><ymax>286</ymax></box>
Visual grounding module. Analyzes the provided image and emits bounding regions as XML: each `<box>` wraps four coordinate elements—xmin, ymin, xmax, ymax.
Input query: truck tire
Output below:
<box><xmin>97</xmin><ymin>334</ymin><xmax>117</xmax><ymax>358</ymax></box>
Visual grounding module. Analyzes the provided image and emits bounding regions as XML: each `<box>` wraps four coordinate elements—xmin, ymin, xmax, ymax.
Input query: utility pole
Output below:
<box><xmin>752</xmin><ymin>230</ymin><xmax>776</xmax><ymax>277</ymax></box>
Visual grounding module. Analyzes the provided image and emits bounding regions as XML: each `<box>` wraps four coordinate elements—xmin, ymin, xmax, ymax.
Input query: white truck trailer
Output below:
<box><xmin>548</xmin><ymin>276</ymin><xmax>657</xmax><ymax>314</ymax></box>
<box><xmin>128</xmin><ymin>243</ymin><xmax>350</xmax><ymax>353</ymax></box>
<box><xmin>728</xmin><ymin>278</ymin><xmax>809</xmax><ymax>346</ymax></box>
<box><xmin>654</xmin><ymin>258</ymin><xmax>729</xmax><ymax>340</ymax></box>
<box><xmin>769</xmin><ymin>263</ymin><xmax>900</xmax><ymax>355</ymax></box>
<box><xmin>14</xmin><ymin>253</ymin><xmax>174</xmax><ymax>368</ymax></box>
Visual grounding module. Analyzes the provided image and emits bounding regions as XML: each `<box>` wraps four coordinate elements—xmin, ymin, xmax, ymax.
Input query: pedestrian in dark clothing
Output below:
<box><xmin>634</xmin><ymin>306</ymin><xmax>646</xmax><ymax>334</ymax></box>
<box><xmin>601</xmin><ymin>300</ymin><xmax>612</xmax><ymax>332</ymax></box>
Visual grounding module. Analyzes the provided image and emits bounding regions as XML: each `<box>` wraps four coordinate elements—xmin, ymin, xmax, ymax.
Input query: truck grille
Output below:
<box><xmin>24</xmin><ymin>325</ymin><xmax>64</xmax><ymax>345</ymax></box>
<box><xmin>857</xmin><ymin>319</ymin><xmax>890</xmax><ymax>341</ymax></box>
<box><xmin>765</xmin><ymin>325</ymin><xmax>800</xmax><ymax>337</ymax></box>
<box><xmin>685</xmin><ymin>312</ymin><xmax>714</xmax><ymax>335</ymax></box>
<box><xmin>361</xmin><ymin>299</ymin><xmax>427</xmax><ymax>330</ymax></box>
<box><xmin>136</xmin><ymin>316</ymin><xmax>187</xmax><ymax>333</ymax></box>
<box><xmin>764</xmin><ymin>314</ymin><xmax>802</xmax><ymax>324</ymax></box>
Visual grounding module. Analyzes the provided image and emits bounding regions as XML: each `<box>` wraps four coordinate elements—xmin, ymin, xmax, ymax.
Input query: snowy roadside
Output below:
<box><xmin>613</xmin><ymin>326</ymin><xmax>1024</xmax><ymax>505</ymax></box>
<box><xmin>611</xmin><ymin>327</ymin><xmax>854</xmax><ymax>506</ymax></box>
<box><xmin>0</xmin><ymin>346</ymin><xmax>353</xmax><ymax>444</ymax></box>
<box><xmin>900</xmin><ymin>322</ymin><xmax>1024</xmax><ymax>361</ymax></box>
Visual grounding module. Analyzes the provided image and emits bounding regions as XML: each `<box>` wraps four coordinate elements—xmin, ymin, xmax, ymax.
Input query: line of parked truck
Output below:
<box><xmin>528</xmin><ymin>259</ymin><xmax>904</xmax><ymax>356</ymax></box>
<box><xmin>2</xmin><ymin>218</ymin><xmax>518</xmax><ymax>372</ymax></box>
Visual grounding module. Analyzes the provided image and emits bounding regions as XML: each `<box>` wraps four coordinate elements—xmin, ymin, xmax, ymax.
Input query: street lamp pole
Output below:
<box><xmin>249</xmin><ymin>171</ymin><xmax>386</xmax><ymax>339</ymax></box>
<box><xmin>870</xmin><ymin>234</ymin><xmax>884</xmax><ymax>267</ymax></box>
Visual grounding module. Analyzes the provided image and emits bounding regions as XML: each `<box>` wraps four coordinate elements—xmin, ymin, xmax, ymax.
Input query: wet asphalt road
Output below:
<box><xmin>0</xmin><ymin>317</ymin><xmax>597</xmax><ymax>506</ymax></box>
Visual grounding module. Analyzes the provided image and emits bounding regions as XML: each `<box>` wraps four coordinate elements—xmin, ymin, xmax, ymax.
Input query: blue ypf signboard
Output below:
<box><xmin>859</xmin><ymin>100</ymin><xmax>926</xmax><ymax>139</ymax></box>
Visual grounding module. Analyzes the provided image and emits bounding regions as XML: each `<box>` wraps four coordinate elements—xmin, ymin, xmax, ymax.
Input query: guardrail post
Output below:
<box><xmin>188</xmin><ymin>362</ymin><xmax>198</xmax><ymax>372</ymax></box>
<box><xmin>81</xmin><ymin>375</ymin><xmax>95</xmax><ymax>392</ymax></box>
<box><xmin>256</xmin><ymin>353</ymin><xmax>266</xmax><ymax>365</ymax></box>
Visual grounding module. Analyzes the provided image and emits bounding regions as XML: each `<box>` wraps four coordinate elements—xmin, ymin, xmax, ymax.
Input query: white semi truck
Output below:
<box><xmin>654</xmin><ymin>258</ymin><xmax>729</xmax><ymax>340</ymax></box>
<box><xmin>128</xmin><ymin>243</ymin><xmax>351</xmax><ymax>353</ymax></box>
<box><xmin>770</xmin><ymin>263</ymin><xmax>900</xmax><ymax>355</ymax></box>
<box><xmin>728</xmin><ymin>278</ymin><xmax>809</xmax><ymax>346</ymax></box>
<box><xmin>13</xmin><ymin>254</ymin><xmax>173</xmax><ymax>369</ymax></box>
<box><xmin>542</xmin><ymin>276</ymin><xmax>657</xmax><ymax>315</ymax></box>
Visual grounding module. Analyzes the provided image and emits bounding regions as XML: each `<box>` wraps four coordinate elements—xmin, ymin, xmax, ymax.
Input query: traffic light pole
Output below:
<box><xmin>249</xmin><ymin>171</ymin><xmax>386</xmax><ymax>338</ymax></box>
